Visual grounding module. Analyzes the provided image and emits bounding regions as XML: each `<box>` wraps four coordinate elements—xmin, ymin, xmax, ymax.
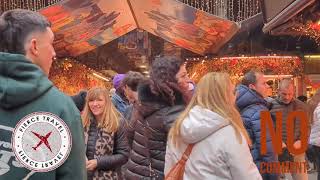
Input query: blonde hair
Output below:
<box><xmin>169</xmin><ymin>72</ymin><xmax>251</xmax><ymax>146</ymax></box>
<box><xmin>82</xmin><ymin>87</ymin><xmax>120</xmax><ymax>132</ymax></box>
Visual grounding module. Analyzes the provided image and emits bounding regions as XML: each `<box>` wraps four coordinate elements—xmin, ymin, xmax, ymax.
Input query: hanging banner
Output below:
<box><xmin>40</xmin><ymin>0</ymin><xmax>239</xmax><ymax>56</ymax></box>
<box><xmin>40</xmin><ymin>0</ymin><xmax>137</xmax><ymax>57</ymax></box>
<box><xmin>128</xmin><ymin>0</ymin><xmax>239</xmax><ymax>55</ymax></box>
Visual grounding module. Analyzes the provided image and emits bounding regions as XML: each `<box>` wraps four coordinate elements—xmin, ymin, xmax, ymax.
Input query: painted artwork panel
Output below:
<box><xmin>129</xmin><ymin>0</ymin><xmax>240</xmax><ymax>55</ymax></box>
<box><xmin>40</xmin><ymin>0</ymin><xmax>137</xmax><ymax>57</ymax></box>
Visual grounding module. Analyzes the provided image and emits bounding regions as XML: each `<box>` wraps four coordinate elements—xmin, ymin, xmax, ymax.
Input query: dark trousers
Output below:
<box><xmin>262</xmin><ymin>173</ymin><xmax>279</xmax><ymax>180</ymax></box>
<box><xmin>306</xmin><ymin>145</ymin><xmax>320</xmax><ymax>180</ymax></box>
<box><xmin>315</xmin><ymin>146</ymin><xmax>320</xmax><ymax>180</ymax></box>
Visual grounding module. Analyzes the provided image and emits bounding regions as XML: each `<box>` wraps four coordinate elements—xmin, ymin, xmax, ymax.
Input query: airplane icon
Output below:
<box><xmin>31</xmin><ymin>131</ymin><xmax>53</xmax><ymax>152</ymax></box>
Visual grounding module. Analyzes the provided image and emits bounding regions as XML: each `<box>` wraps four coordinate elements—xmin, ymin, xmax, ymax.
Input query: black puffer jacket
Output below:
<box><xmin>85</xmin><ymin>118</ymin><xmax>129</xmax><ymax>180</ymax></box>
<box><xmin>125</xmin><ymin>83</ymin><xmax>185</xmax><ymax>180</ymax></box>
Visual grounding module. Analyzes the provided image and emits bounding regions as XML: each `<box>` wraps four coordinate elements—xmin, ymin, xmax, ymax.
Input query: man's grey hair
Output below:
<box><xmin>241</xmin><ymin>70</ymin><xmax>263</xmax><ymax>87</ymax></box>
<box><xmin>278</xmin><ymin>78</ymin><xmax>294</xmax><ymax>90</ymax></box>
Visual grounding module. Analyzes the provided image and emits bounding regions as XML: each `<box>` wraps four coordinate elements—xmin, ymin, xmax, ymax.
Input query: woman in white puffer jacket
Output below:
<box><xmin>165</xmin><ymin>72</ymin><xmax>262</xmax><ymax>180</ymax></box>
<box><xmin>310</xmin><ymin>102</ymin><xmax>320</xmax><ymax>147</ymax></box>
<box><xmin>309</xmin><ymin>102</ymin><xmax>320</xmax><ymax>180</ymax></box>
<box><xmin>308</xmin><ymin>90</ymin><xmax>320</xmax><ymax>180</ymax></box>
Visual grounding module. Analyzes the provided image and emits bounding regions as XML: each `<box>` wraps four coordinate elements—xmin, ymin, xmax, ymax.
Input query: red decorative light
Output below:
<box><xmin>186</xmin><ymin>56</ymin><xmax>303</xmax><ymax>83</ymax></box>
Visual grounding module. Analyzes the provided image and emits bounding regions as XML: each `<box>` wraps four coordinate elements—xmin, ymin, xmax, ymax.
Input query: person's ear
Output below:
<box><xmin>29</xmin><ymin>38</ymin><xmax>39</xmax><ymax>56</ymax></box>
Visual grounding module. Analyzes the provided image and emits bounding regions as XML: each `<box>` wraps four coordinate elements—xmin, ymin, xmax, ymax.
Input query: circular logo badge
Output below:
<box><xmin>12</xmin><ymin>112</ymin><xmax>72</xmax><ymax>172</ymax></box>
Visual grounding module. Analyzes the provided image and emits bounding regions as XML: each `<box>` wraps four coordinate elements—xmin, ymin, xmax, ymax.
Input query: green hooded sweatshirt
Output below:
<box><xmin>0</xmin><ymin>52</ymin><xmax>87</xmax><ymax>180</ymax></box>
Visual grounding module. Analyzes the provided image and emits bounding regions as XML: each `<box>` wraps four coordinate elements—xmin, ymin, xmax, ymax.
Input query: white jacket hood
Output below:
<box><xmin>181</xmin><ymin>105</ymin><xmax>230</xmax><ymax>144</ymax></box>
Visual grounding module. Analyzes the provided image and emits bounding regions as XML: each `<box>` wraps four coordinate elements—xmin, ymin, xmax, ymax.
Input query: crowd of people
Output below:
<box><xmin>1</xmin><ymin>8</ymin><xmax>320</xmax><ymax>180</ymax></box>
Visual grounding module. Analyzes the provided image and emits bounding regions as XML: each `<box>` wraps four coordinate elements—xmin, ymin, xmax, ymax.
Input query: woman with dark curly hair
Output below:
<box><xmin>125</xmin><ymin>56</ymin><xmax>190</xmax><ymax>179</ymax></box>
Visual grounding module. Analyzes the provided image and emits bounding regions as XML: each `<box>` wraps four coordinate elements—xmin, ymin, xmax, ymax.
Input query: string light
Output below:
<box><xmin>49</xmin><ymin>58</ymin><xmax>110</xmax><ymax>95</ymax></box>
<box><xmin>0</xmin><ymin>0</ymin><xmax>62</xmax><ymax>12</ymax></box>
<box><xmin>179</xmin><ymin>0</ymin><xmax>260</xmax><ymax>22</ymax></box>
<box><xmin>185</xmin><ymin>55</ymin><xmax>303</xmax><ymax>83</ymax></box>
<box><xmin>0</xmin><ymin>0</ymin><xmax>260</xmax><ymax>22</ymax></box>
<box><xmin>292</xmin><ymin>22</ymin><xmax>320</xmax><ymax>45</ymax></box>
<box><xmin>185</xmin><ymin>55</ymin><xmax>301</xmax><ymax>61</ymax></box>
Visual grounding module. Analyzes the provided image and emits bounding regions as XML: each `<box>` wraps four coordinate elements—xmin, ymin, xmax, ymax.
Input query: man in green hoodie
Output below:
<box><xmin>0</xmin><ymin>9</ymin><xmax>86</xmax><ymax>179</ymax></box>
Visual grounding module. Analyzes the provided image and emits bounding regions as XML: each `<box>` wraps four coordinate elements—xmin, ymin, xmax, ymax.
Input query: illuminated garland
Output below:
<box><xmin>49</xmin><ymin>59</ymin><xmax>110</xmax><ymax>95</ymax></box>
<box><xmin>0</xmin><ymin>0</ymin><xmax>62</xmax><ymax>12</ymax></box>
<box><xmin>186</xmin><ymin>56</ymin><xmax>303</xmax><ymax>82</ymax></box>
<box><xmin>304</xmin><ymin>77</ymin><xmax>320</xmax><ymax>89</ymax></box>
<box><xmin>292</xmin><ymin>21</ymin><xmax>320</xmax><ymax>45</ymax></box>
<box><xmin>179</xmin><ymin>0</ymin><xmax>260</xmax><ymax>22</ymax></box>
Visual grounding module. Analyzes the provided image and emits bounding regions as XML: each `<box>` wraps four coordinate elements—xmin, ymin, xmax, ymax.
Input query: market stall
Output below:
<box><xmin>186</xmin><ymin>55</ymin><xmax>303</xmax><ymax>97</ymax></box>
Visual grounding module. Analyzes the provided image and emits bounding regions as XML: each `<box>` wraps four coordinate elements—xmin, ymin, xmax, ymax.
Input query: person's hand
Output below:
<box><xmin>86</xmin><ymin>159</ymin><xmax>97</xmax><ymax>171</ymax></box>
<box><xmin>282</xmin><ymin>141</ymin><xmax>287</xmax><ymax>148</ymax></box>
<box><xmin>293</xmin><ymin>140</ymin><xmax>301</xmax><ymax>149</ymax></box>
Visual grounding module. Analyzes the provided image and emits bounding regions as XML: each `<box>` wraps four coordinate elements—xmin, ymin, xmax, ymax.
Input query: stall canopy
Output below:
<box><xmin>1</xmin><ymin>0</ymin><xmax>265</xmax><ymax>57</ymax></box>
<box><xmin>260</xmin><ymin>0</ymin><xmax>319</xmax><ymax>36</ymax></box>
<box><xmin>38</xmin><ymin>0</ymin><xmax>242</xmax><ymax>57</ymax></box>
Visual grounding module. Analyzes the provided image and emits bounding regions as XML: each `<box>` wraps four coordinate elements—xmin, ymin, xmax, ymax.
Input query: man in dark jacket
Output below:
<box><xmin>116</xmin><ymin>71</ymin><xmax>145</xmax><ymax>176</ymax></box>
<box><xmin>0</xmin><ymin>9</ymin><xmax>86</xmax><ymax>179</ymax></box>
<box><xmin>236</xmin><ymin>70</ymin><xmax>278</xmax><ymax>180</ymax></box>
<box><xmin>111</xmin><ymin>74</ymin><xmax>129</xmax><ymax>115</ymax></box>
<box><xmin>121</xmin><ymin>71</ymin><xmax>145</xmax><ymax>122</ymax></box>
<box><xmin>268</xmin><ymin>78</ymin><xmax>308</xmax><ymax>180</ymax></box>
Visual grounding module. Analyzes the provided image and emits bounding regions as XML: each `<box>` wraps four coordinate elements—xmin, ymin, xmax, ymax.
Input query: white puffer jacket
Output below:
<box><xmin>165</xmin><ymin>105</ymin><xmax>262</xmax><ymax>180</ymax></box>
<box><xmin>309</xmin><ymin>102</ymin><xmax>320</xmax><ymax>147</ymax></box>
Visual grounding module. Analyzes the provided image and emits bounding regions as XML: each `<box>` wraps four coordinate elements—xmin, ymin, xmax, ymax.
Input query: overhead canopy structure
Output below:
<box><xmin>38</xmin><ymin>0</ymin><xmax>241</xmax><ymax>57</ymax></box>
<box><xmin>260</xmin><ymin>0</ymin><xmax>320</xmax><ymax>38</ymax></box>
<box><xmin>261</xmin><ymin>0</ymin><xmax>313</xmax><ymax>33</ymax></box>
<box><xmin>1</xmin><ymin>0</ymin><xmax>264</xmax><ymax>56</ymax></box>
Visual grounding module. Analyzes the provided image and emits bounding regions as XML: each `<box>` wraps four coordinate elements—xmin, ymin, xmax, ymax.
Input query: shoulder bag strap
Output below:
<box><xmin>181</xmin><ymin>144</ymin><xmax>194</xmax><ymax>160</ymax></box>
